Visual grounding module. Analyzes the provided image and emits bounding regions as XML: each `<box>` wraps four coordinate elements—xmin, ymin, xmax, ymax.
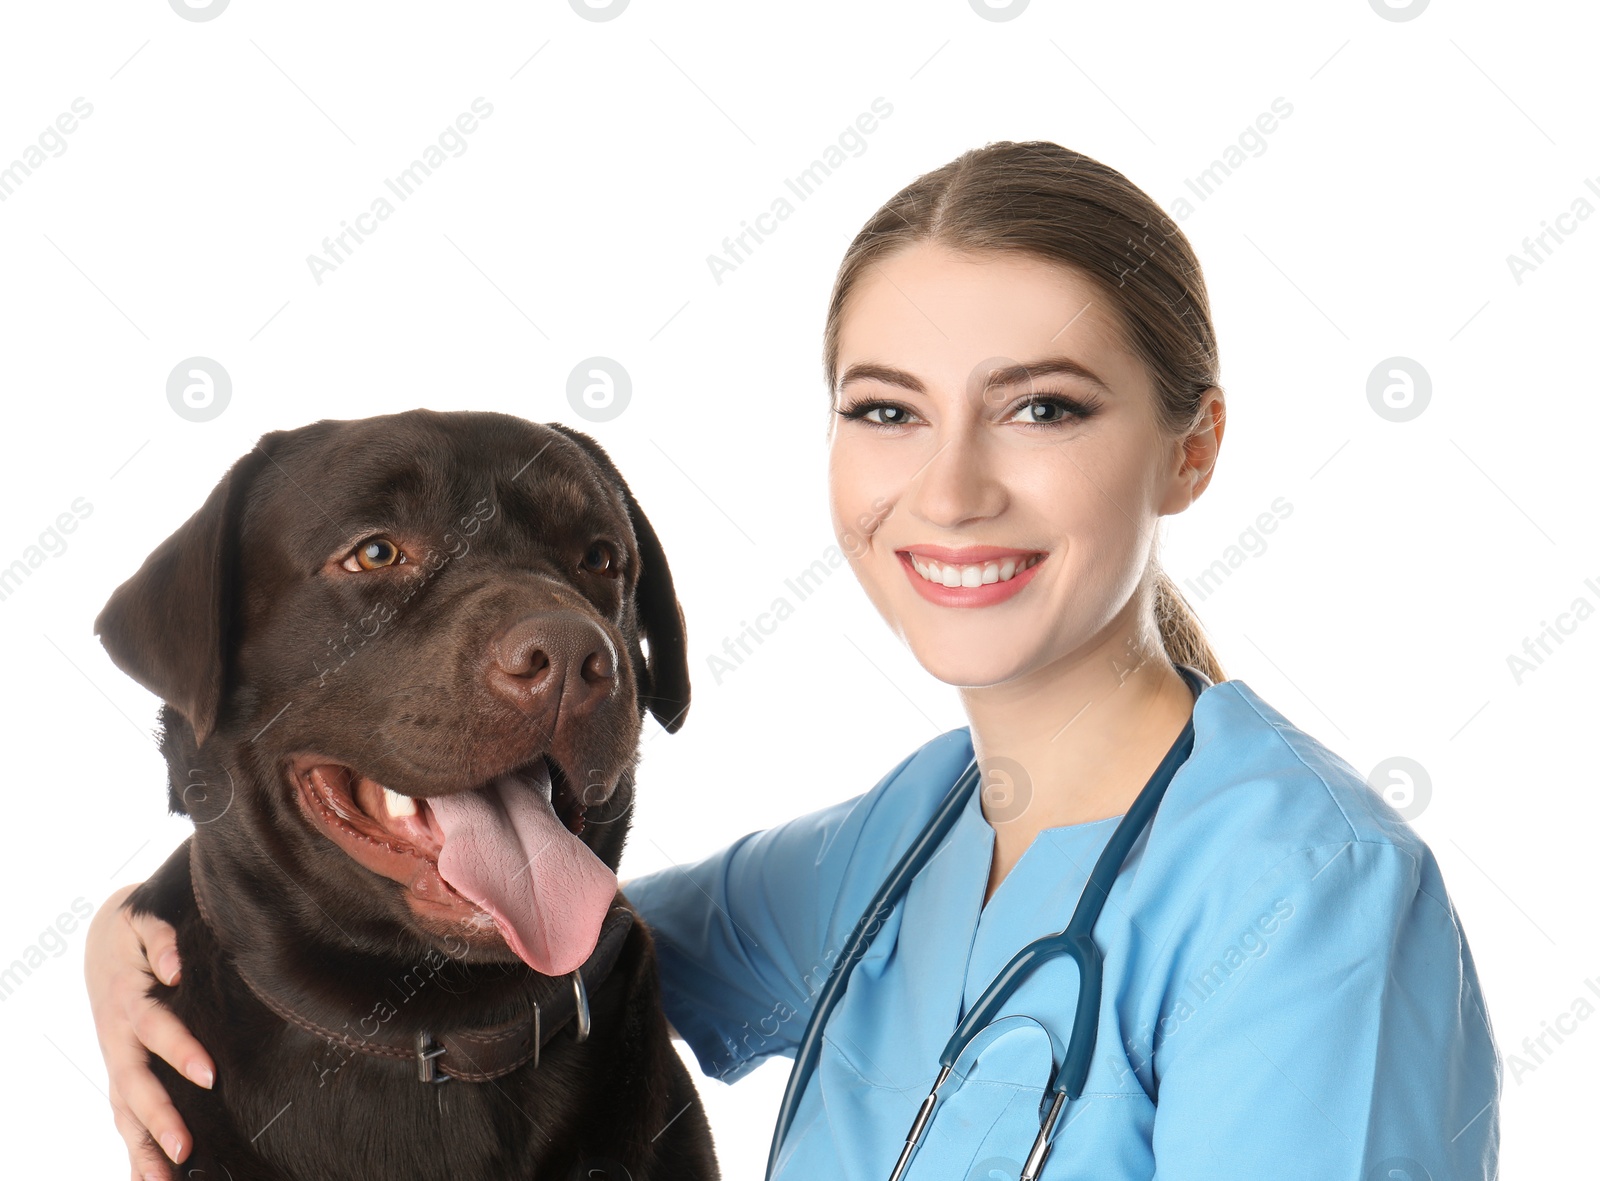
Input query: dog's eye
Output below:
<box><xmin>341</xmin><ymin>538</ymin><xmax>404</xmax><ymax>572</ymax></box>
<box><xmin>580</xmin><ymin>541</ymin><xmax>618</xmax><ymax>577</ymax></box>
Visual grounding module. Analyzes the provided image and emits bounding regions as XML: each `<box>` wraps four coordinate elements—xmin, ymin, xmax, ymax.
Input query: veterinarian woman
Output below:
<box><xmin>85</xmin><ymin>141</ymin><xmax>1501</xmax><ymax>1180</ymax></box>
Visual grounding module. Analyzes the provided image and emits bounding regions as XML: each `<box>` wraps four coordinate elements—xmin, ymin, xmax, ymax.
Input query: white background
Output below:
<box><xmin>0</xmin><ymin>0</ymin><xmax>1594</xmax><ymax>1176</ymax></box>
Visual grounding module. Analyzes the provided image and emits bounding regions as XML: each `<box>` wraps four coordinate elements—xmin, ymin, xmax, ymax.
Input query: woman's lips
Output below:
<box><xmin>896</xmin><ymin>548</ymin><xmax>1047</xmax><ymax>607</ymax></box>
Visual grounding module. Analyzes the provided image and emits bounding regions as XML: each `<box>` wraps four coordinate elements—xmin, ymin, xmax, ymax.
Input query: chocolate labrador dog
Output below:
<box><xmin>96</xmin><ymin>410</ymin><xmax>718</xmax><ymax>1180</ymax></box>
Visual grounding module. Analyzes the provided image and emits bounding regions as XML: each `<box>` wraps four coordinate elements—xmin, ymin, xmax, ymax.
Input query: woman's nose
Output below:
<box><xmin>903</xmin><ymin>429</ymin><xmax>1007</xmax><ymax>529</ymax></box>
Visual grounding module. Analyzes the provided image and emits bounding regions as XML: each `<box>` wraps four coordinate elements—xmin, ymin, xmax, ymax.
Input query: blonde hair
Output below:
<box><xmin>821</xmin><ymin>140</ymin><xmax>1225</xmax><ymax>683</ymax></box>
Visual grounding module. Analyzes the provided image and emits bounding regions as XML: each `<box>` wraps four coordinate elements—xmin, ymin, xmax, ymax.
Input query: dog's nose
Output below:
<box><xmin>488</xmin><ymin>612</ymin><xmax>617</xmax><ymax>718</ymax></box>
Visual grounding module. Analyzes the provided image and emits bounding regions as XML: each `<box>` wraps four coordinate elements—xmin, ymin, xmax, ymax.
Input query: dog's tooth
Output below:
<box><xmin>382</xmin><ymin>786</ymin><xmax>417</xmax><ymax>818</ymax></box>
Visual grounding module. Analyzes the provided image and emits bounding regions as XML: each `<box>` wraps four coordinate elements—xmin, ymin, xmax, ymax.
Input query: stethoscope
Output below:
<box><xmin>765</xmin><ymin>663</ymin><xmax>1211</xmax><ymax>1181</ymax></box>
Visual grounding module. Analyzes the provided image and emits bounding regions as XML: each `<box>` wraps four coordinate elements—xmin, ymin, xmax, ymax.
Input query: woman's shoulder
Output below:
<box><xmin>1156</xmin><ymin>676</ymin><xmax>1448</xmax><ymax>910</ymax></box>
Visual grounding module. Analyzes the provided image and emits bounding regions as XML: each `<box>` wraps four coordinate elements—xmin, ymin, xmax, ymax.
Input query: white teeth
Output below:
<box><xmin>910</xmin><ymin>552</ymin><xmax>1040</xmax><ymax>588</ymax></box>
<box><xmin>382</xmin><ymin>786</ymin><xmax>416</xmax><ymax>818</ymax></box>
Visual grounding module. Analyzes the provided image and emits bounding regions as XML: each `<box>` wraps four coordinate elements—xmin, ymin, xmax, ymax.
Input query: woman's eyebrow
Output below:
<box><xmin>837</xmin><ymin>354</ymin><xmax>1115</xmax><ymax>398</ymax></box>
<box><xmin>836</xmin><ymin>361</ymin><xmax>926</xmax><ymax>395</ymax></box>
<box><xmin>982</xmin><ymin>355</ymin><xmax>1116</xmax><ymax>397</ymax></box>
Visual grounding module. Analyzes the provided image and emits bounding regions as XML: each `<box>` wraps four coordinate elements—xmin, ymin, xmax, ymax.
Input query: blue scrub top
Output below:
<box><xmin>624</xmin><ymin>678</ymin><xmax>1501</xmax><ymax>1179</ymax></box>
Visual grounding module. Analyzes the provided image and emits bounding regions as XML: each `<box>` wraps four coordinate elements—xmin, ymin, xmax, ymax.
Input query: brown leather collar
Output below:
<box><xmin>188</xmin><ymin>842</ymin><xmax>634</xmax><ymax>1084</ymax></box>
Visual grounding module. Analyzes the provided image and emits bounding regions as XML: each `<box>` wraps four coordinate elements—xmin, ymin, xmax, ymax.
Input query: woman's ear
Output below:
<box><xmin>543</xmin><ymin>423</ymin><xmax>691</xmax><ymax>734</ymax></box>
<box><xmin>93</xmin><ymin>442</ymin><xmax>275</xmax><ymax>746</ymax></box>
<box><xmin>1164</xmin><ymin>387</ymin><xmax>1225</xmax><ymax>513</ymax></box>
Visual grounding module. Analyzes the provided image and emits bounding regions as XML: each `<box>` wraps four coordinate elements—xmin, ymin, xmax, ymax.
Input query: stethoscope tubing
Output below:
<box><xmin>946</xmin><ymin>698</ymin><xmax>1200</xmax><ymax>1099</ymax></box>
<box><xmin>764</xmin><ymin>758</ymin><xmax>980</xmax><ymax>1178</ymax></box>
<box><xmin>766</xmin><ymin>664</ymin><xmax>1209</xmax><ymax>1180</ymax></box>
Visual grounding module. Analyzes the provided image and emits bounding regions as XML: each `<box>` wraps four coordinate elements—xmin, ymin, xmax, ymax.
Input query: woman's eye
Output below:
<box><xmin>837</xmin><ymin>401</ymin><xmax>920</xmax><ymax>426</ymax></box>
<box><xmin>581</xmin><ymin>541</ymin><xmax>619</xmax><ymax>576</ymax></box>
<box><xmin>341</xmin><ymin>538</ymin><xmax>404</xmax><ymax>572</ymax></box>
<box><xmin>1004</xmin><ymin>395</ymin><xmax>1096</xmax><ymax>426</ymax></box>
<box><xmin>1013</xmin><ymin>400</ymin><xmax>1066</xmax><ymax>424</ymax></box>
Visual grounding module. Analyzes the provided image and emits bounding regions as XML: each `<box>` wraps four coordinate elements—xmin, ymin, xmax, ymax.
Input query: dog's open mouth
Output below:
<box><xmin>303</xmin><ymin>755</ymin><xmax>589</xmax><ymax>852</ymax></box>
<box><xmin>293</xmin><ymin>754</ymin><xmax>617</xmax><ymax>977</ymax></box>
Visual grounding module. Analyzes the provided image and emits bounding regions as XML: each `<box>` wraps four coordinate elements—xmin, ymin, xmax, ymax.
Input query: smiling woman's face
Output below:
<box><xmin>828</xmin><ymin>241</ymin><xmax>1197</xmax><ymax>689</ymax></box>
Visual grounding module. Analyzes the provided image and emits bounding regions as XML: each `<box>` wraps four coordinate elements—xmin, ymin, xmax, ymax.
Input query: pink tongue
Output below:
<box><xmin>430</xmin><ymin>766</ymin><xmax>617</xmax><ymax>976</ymax></box>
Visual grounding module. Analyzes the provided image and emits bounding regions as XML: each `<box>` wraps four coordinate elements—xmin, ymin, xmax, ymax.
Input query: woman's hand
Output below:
<box><xmin>85</xmin><ymin>884</ymin><xmax>215</xmax><ymax>1180</ymax></box>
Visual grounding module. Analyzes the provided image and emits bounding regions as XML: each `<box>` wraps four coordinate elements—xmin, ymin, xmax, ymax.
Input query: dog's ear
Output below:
<box><xmin>94</xmin><ymin>441</ymin><xmax>276</xmax><ymax>746</ymax></box>
<box><xmin>544</xmin><ymin>423</ymin><xmax>691</xmax><ymax>733</ymax></box>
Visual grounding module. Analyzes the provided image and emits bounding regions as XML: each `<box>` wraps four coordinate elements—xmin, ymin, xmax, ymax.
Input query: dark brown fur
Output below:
<box><xmin>98</xmin><ymin>410</ymin><xmax>718</xmax><ymax>1180</ymax></box>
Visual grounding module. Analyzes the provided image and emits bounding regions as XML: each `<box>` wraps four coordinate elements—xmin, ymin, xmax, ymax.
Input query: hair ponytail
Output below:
<box><xmin>1152</xmin><ymin>567</ymin><xmax>1225</xmax><ymax>683</ymax></box>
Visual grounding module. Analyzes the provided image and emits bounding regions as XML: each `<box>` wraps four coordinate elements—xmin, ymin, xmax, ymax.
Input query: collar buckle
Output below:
<box><xmin>570</xmin><ymin>969</ymin><xmax>591</xmax><ymax>1043</ymax></box>
<box><xmin>415</xmin><ymin>1032</ymin><xmax>450</xmax><ymax>1084</ymax></box>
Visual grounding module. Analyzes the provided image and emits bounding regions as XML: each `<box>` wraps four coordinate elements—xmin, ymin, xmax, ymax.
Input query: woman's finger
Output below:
<box><xmin>127</xmin><ymin>904</ymin><xmax>183</xmax><ymax>986</ymax></box>
<box><xmin>87</xmin><ymin>889</ymin><xmax>215</xmax><ymax>1085</ymax></box>
<box><xmin>110</xmin><ymin>1055</ymin><xmax>193</xmax><ymax>1166</ymax></box>
<box><xmin>111</xmin><ymin>1095</ymin><xmax>181</xmax><ymax>1180</ymax></box>
<box><xmin>125</xmin><ymin>981</ymin><xmax>215</xmax><ymax>1086</ymax></box>
<box><xmin>89</xmin><ymin>887</ymin><xmax>185</xmax><ymax>1176</ymax></box>
<box><xmin>86</xmin><ymin>886</ymin><xmax>210</xmax><ymax>1171</ymax></box>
